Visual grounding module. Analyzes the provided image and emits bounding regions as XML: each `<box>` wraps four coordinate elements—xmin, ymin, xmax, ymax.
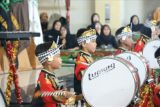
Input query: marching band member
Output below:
<box><xmin>32</xmin><ymin>41</ymin><xmax>80</xmax><ymax>107</ymax></box>
<box><xmin>134</xmin><ymin>25</ymin><xmax>151</xmax><ymax>53</ymax></box>
<box><xmin>115</xmin><ymin>26</ymin><xmax>134</xmax><ymax>55</ymax></box>
<box><xmin>153</xmin><ymin>47</ymin><xmax>160</xmax><ymax>107</ymax></box>
<box><xmin>74</xmin><ymin>28</ymin><xmax>97</xmax><ymax>106</ymax></box>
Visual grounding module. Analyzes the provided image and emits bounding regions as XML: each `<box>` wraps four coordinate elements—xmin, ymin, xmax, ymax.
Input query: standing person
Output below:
<box><xmin>74</xmin><ymin>28</ymin><xmax>97</xmax><ymax>106</ymax></box>
<box><xmin>32</xmin><ymin>41</ymin><xmax>81</xmax><ymax>107</ymax></box>
<box><xmin>40</xmin><ymin>12</ymin><xmax>49</xmax><ymax>33</ymax></box>
<box><xmin>87</xmin><ymin>13</ymin><xmax>100</xmax><ymax>29</ymax></box>
<box><xmin>97</xmin><ymin>24</ymin><xmax>118</xmax><ymax>49</ymax></box>
<box><xmin>115</xmin><ymin>26</ymin><xmax>134</xmax><ymax>55</ymax></box>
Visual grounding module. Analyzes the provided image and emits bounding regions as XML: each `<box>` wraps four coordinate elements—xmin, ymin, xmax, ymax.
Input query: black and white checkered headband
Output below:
<box><xmin>77</xmin><ymin>34</ymin><xmax>97</xmax><ymax>45</ymax></box>
<box><xmin>117</xmin><ymin>31</ymin><xmax>132</xmax><ymax>41</ymax></box>
<box><xmin>37</xmin><ymin>47</ymin><xmax>60</xmax><ymax>64</ymax></box>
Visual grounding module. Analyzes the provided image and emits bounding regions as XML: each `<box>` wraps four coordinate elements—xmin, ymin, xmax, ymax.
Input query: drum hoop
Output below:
<box><xmin>81</xmin><ymin>56</ymin><xmax>138</xmax><ymax>107</ymax></box>
<box><xmin>143</xmin><ymin>39</ymin><xmax>160</xmax><ymax>53</ymax></box>
<box><xmin>119</xmin><ymin>51</ymin><xmax>148</xmax><ymax>85</ymax></box>
<box><xmin>0</xmin><ymin>89</ymin><xmax>7</xmax><ymax>107</ymax></box>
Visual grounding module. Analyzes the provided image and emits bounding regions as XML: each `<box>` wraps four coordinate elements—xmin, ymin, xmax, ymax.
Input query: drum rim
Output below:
<box><xmin>142</xmin><ymin>39</ymin><xmax>160</xmax><ymax>69</ymax></box>
<box><xmin>143</xmin><ymin>39</ymin><xmax>160</xmax><ymax>49</ymax></box>
<box><xmin>0</xmin><ymin>89</ymin><xmax>7</xmax><ymax>107</ymax></box>
<box><xmin>81</xmin><ymin>56</ymin><xmax>138</xmax><ymax>107</ymax></box>
<box><xmin>117</xmin><ymin>51</ymin><xmax>148</xmax><ymax>86</ymax></box>
<box><xmin>143</xmin><ymin>39</ymin><xmax>160</xmax><ymax>53</ymax></box>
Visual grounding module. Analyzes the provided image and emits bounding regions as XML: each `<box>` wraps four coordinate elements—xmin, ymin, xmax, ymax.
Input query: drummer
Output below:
<box><xmin>115</xmin><ymin>26</ymin><xmax>134</xmax><ymax>55</ymax></box>
<box><xmin>153</xmin><ymin>47</ymin><xmax>160</xmax><ymax>107</ymax></box>
<box><xmin>74</xmin><ymin>28</ymin><xmax>97</xmax><ymax>106</ymax></box>
<box><xmin>154</xmin><ymin>47</ymin><xmax>160</xmax><ymax>83</ymax></box>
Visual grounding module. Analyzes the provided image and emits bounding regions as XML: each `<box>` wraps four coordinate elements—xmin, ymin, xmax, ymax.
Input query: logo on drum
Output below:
<box><xmin>88</xmin><ymin>63</ymin><xmax>115</xmax><ymax>80</ymax></box>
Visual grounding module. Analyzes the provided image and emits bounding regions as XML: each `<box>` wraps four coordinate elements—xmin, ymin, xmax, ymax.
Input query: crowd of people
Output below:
<box><xmin>40</xmin><ymin>8</ymin><xmax>160</xmax><ymax>52</ymax></box>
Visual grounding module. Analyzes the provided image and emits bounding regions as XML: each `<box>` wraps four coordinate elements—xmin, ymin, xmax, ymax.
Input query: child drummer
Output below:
<box><xmin>74</xmin><ymin>28</ymin><xmax>97</xmax><ymax>106</ymax></box>
<box><xmin>32</xmin><ymin>41</ymin><xmax>81</xmax><ymax>107</ymax></box>
<box><xmin>115</xmin><ymin>26</ymin><xmax>134</xmax><ymax>55</ymax></box>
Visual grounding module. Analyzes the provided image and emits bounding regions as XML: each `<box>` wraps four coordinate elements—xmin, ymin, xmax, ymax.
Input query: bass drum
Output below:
<box><xmin>117</xmin><ymin>51</ymin><xmax>148</xmax><ymax>86</ymax></box>
<box><xmin>82</xmin><ymin>57</ymin><xmax>140</xmax><ymax>107</ymax></box>
<box><xmin>0</xmin><ymin>89</ymin><xmax>7</xmax><ymax>107</ymax></box>
<box><xmin>143</xmin><ymin>39</ymin><xmax>160</xmax><ymax>69</ymax></box>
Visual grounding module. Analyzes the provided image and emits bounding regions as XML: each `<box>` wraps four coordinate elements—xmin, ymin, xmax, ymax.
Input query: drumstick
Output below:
<box><xmin>34</xmin><ymin>91</ymin><xmax>75</xmax><ymax>98</ymax></box>
<box><xmin>80</xmin><ymin>62</ymin><xmax>89</xmax><ymax>66</ymax></box>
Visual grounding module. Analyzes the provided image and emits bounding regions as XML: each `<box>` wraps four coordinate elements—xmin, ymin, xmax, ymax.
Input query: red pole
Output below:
<box><xmin>65</xmin><ymin>0</ymin><xmax>70</xmax><ymax>23</ymax></box>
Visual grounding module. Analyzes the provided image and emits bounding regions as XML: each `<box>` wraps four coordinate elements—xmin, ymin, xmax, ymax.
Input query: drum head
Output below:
<box><xmin>82</xmin><ymin>57</ymin><xmax>137</xmax><ymax>107</ymax></box>
<box><xmin>143</xmin><ymin>39</ymin><xmax>160</xmax><ymax>69</ymax></box>
<box><xmin>0</xmin><ymin>89</ymin><xmax>6</xmax><ymax>107</ymax></box>
<box><xmin>117</xmin><ymin>52</ymin><xmax>147</xmax><ymax>86</ymax></box>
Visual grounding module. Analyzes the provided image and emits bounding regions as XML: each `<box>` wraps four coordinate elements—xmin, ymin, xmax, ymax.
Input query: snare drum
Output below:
<box><xmin>0</xmin><ymin>89</ymin><xmax>6</xmax><ymax>107</ymax></box>
<box><xmin>143</xmin><ymin>39</ymin><xmax>160</xmax><ymax>69</ymax></box>
<box><xmin>117</xmin><ymin>51</ymin><xmax>148</xmax><ymax>86</ymax></box>
<box><xmin>82</xmin><ymin>57</ymin><xmax>140</xmax><ymax>107</ymax></box>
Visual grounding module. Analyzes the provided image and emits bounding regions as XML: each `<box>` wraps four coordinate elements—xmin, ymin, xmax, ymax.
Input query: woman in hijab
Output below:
<box><xmin>129</xmin><ymin>15</ymin><xmax>143</xmax><ymax>32</ymax></box>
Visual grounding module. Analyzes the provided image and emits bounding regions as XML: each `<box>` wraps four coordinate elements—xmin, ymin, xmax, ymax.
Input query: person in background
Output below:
<box><xmin>40</xmin><ymin>12</ymin><xmax>49</xmax><ymax>33</ymax></box>
<box><xmin>59</xmin><ymin>25</ymin><xmax>79</xmax><ymax>50</ymax></box>
<box><xmin>74</xmin><ymin>28</ymin><xmax>97</xmax><ymax>106</ymax></box>
<box><xmin>128</xmin><ymin>15</ymin><xmax>143</xmax><ymax>32</ymax></box>
<box><xmin>44</xmin><ymin>20</ymin><xmax>61</xmax><ymax>43</ymax></box>
<box><xmin>94</xmin><ymin>21</ymin><xmax>102</xmax><ymax>48</ymax></box>
<box><xmin>87</xmin><ymin>13</ymin><xmax>100</xmax><ymax>29</ymax></box>
<box><xmin>96</xmin><ymin>24</ymin><xmax>118</xmax><ymax>49</ymax></box>
<box><xmin>94</xmin><ymin>21</ymin><xmax>102</xmax><ymax>36</ymax></box>
<box><xmin>59</xmin><ymin>16</ymin><xmax>70</xmax><ymax>34</ymax></box>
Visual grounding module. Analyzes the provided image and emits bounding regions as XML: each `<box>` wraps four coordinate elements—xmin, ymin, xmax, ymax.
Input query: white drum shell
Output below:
<box><xmin>117</xmin><ymin>51</ymin><xmax>148</xmax><ymax>86</ymax></box>
<box><xmin>143</xmin><ymin>39</ymin><xmax>160</xmax><ymax>69</ymax></box>
<box><xmin>82</xmin><ymin>57</ymin><xmax>139</xmax><ymax>107</ymax></box>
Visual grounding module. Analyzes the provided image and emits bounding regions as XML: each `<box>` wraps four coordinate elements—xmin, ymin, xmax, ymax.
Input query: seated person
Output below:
<box><xmin>87</xmin><ymin>13</ymin><xmax>100</xmax><ymax>29</ymax></box>
<box><xmin>97</xmin><ymin>24</ymin><xmax>118</xmax><ymax>49</ymax></box>
<box><xmin>44</xmin><ymin>20</ymin><xmax>61</xmax><ymax>42</ymax></box>
<box><xmin>59</xmin><ymin>25</ymin><xmax>79</xmax><ymax>50</ymax></box>
<box><xmin>128</xmin><ymin>15</ymin><xmax>143</xmax><ymax>32</ymax></box>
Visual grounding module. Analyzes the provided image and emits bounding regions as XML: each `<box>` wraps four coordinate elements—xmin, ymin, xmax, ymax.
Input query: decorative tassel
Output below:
<box><xmin>5</xmin><ymin>41</ymin><xmax>23</xmax><ymax>105</ymax></box>
<box><xmin>5</xmin><ymin>71</ymin><xmax>13</xmax><ymax>106</ymax></box>
<box><xmin>137</xmin><ymin>82</ymin><xmax>155</xmax><ymax>107</ymax></box>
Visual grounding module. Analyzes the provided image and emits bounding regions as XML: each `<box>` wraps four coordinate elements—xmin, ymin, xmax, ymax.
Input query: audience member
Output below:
<box><xmin>97</xmin><ymin>24</ymin><xmax>118</xmax><ymax>49</ymax></box>
<box><xmin>44</xmin><ymin>20</ymin><xmax>61</xmax><ymax>42</ymax></box>
<box><xmin>59</xmin><ymin>25</ymin><xmax>79</xmax><ymax>50</ymax></box>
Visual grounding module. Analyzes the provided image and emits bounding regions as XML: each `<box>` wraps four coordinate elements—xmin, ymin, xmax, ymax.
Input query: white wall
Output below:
<box><xmin>121</xmin><ymin>0</ymin><xmax>144</xmax><ymax>26</ymax></box>
<box><xmin>143</xmin><ymin>0</ymin><xmax>160</xmax><ymax>20</ymax></box>
<box><xmin>38</xmin><ymin>0</ymin><xmax>94</xmax><ymax>34</ymax></box>
<box><xmin>121</xmin><ymin>0</ymin><xmax>160</xmax><ymax>27</ymax></box>
<box><xmin>38</xmin><ymin>0</ymin><xmax>160</xmax><ymax>34</ymax></box>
